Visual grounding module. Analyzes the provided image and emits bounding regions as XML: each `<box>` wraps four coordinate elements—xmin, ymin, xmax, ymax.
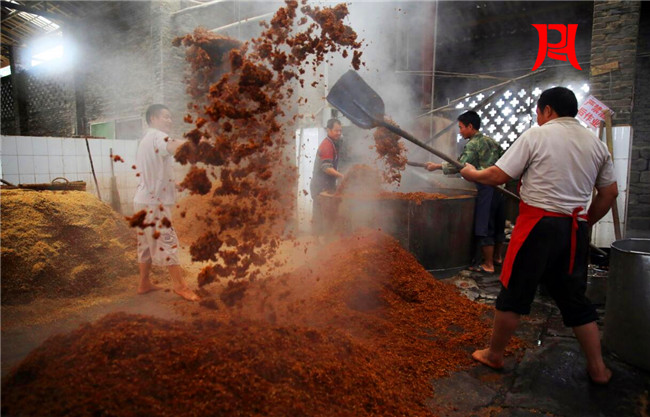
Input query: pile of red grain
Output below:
<box><xmin>2</xmin><ymin>230</ymin><xmax>524</xmax><ymax>416</ymax></box>
<box><xmin>334</xmin><ymin>165</ymin><xmax>452</xmax><ymax>205</ymax></box>
<box><xmin>378</xmin><ymin>191</ymin><xmax>453</xmax><ymax>204</ymax></box>
<box><xmin>167</xmin><ymin>0</ymin><xmax>364</xmax><ymax>286</ymax></box>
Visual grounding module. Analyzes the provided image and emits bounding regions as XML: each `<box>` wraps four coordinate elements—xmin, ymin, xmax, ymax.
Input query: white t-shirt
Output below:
<box><xmin>133</xmin><ymin>127</ymin><xmax>176</xmax><ymax>205</ymax></box>
<box><xmin>496</xmin><ymin>117</ymin><xmax>616</xmax><ymax>216</ymax></box>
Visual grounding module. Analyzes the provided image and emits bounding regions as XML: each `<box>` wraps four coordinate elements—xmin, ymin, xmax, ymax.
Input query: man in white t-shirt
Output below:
<box><xmin>460</xmin><ymin>87</ymin><xmax>618</xmax><ymax>384</ymax></box>
<box><xmin>133</xmin><ymin>104</ymin><xmax>199</xmax><ymax>301</ymax></box>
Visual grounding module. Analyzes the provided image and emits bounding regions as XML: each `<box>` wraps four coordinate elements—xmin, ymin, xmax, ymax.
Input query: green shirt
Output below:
<box><xmin>442</xmin><ymin>131</ymin><xmax>503</xmax><ymax>175</ymax></box>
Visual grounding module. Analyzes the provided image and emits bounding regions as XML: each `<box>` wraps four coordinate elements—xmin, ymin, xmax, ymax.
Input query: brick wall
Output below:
<box><xmin>77</xmin><ymin>0</ymin><xmax>205</xmax><ymax>139</ymax></box>
<box><xmin>81</xmin><ymin>2</ymin><xmax>165</xmax><ymax>135</ymax></box>
<box><xmin>629</xmin><ymin>2</ymin><xmax>650</xmax><ymax>235</ymax></box>
<box><xmin>156</xmin><ymin>0</ymin><xmax>192</xmax><ymax>138</ymax></box>
<box><xmin>589</xmin><ymin>1</ymin><xmax>647</xmax><ymax>236</ymax></box>
<box><xmin>589</xmin><ymin>1</ymin><xmax>641</xmax><ymax>126</ymax></box>
<box><xmin>0</xmin><ymin>61</ymin><xmax>77</xmax><ymax>137</ymax></box>
<box><xmin>0</xmin><ymin>1</ymin><xmax>195</xmax><ymax>139</ymax></box>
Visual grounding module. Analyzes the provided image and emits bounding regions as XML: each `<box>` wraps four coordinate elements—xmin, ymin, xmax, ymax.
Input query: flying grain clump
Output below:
<box><xmin>171</xmin><ymin>0</ymin><xmax>364</xmax><ymax>285</ymax></box>
<box><xmin>373</xmin><ymin>117</ymin><xmax>408</xmax><ymax>184</ymax></box>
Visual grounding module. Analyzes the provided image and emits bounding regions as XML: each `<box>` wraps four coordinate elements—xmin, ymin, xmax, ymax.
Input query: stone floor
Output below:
<box><xmin>430</xmin><ymin>269</ymin><xmax>650</xmax><ymax>417</ymax></box>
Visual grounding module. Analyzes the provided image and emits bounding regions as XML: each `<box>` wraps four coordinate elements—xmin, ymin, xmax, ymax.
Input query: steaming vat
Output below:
<box><xmin>320</xmin><ymin>188</ymin><xmax>476</xmax><ymax>272</ymax></box>
<box><xmin>604</xmin><ymin>239</ymin><xmax>650</xmax><ymax>371</ymax></box>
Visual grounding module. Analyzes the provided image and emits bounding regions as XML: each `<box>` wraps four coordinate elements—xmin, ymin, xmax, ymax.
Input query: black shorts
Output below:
<box><xmin>475</xmin><ymin>184</ymin><xmax>506</xmax><ymax>246</ymax></box>
<box><xmin>495</xmin><ymin>217</ymin><xmax>598</xmax><ymax>327</ymax></box>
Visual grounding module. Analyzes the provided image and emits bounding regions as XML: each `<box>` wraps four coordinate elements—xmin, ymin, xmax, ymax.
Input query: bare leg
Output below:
<box><xmin>168</xmin><ymin>265</ymin><xmax>199</xmax><ymax>301</ymax></box>
<box><xmin>472</xmin><ymin>310</ymin><xmax>520</xmax><ymax>369</ymax></box>
<box><xmin>137</xmin><ymin>262</ymin><xmax>162</xmax><ymax>294</ymax></box>
<box><xmin>480</xmin><ymin>245</ymin><xmax>495</xmax><ymax>272</ymax></box>
<box><xmin>494</xmin><ymin>242</ymin><xmax>504</xmax><ymax>264</ymax></box>
<box><xmin>573</xmin><ymin>322</ymin><xmax>612</xmax><ymax>384</ymax></box>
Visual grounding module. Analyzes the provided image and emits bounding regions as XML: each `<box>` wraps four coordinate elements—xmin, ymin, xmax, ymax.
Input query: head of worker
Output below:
<box><xmin>457</xmin><ymin>111</ymin><xmax>481</xmax><ymax>140</ymax></box>
<box><xmin>536</xmin><ymin>86</ymin><xmax>578</xmax><ymax>126</ymax></box>
<box><xmin>146</xmin><ymin>104</ymin><xmax>173</xmax><ymax>135</ymax></box>
<box><xmin>326</xmin><ymin>118</ymin><xmax>343</xmax><ymax>143</ymax></box>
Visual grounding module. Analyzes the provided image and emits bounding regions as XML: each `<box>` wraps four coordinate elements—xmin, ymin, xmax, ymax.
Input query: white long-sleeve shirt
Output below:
<box><xmin>133</xmin><ymin>128</ymin><xmax>176</xmax><ymax>205</ymax></box>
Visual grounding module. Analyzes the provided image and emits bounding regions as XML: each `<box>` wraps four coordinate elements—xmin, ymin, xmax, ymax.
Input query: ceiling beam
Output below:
<box><xmin>1</xmin><ymin>1</ymin><xmax>69</xmax><ymax>24</ymax></box>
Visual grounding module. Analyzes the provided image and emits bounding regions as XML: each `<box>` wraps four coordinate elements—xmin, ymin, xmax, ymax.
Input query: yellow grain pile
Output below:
<box><xmin>1</xmin><ymin>189</ymin><xmax>137</xmax><ymax>305</ymax></box>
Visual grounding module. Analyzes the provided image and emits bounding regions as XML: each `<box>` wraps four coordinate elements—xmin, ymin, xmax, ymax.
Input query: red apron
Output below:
<box><xmin>500</xmin><ymin>200</ymin><xmax>588</xmax><ymax>288</ymax></box>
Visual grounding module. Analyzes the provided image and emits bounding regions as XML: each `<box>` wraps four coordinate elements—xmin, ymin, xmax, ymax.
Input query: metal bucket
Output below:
<box><xmin>321</xmin><ymin>189</ymin><xmax>476</xmax><ymax>272</ymax></box>
<box><xmin>603</xmin><ymin>238</ymin><xmax>650</xmax><ymax>371</ymax></box>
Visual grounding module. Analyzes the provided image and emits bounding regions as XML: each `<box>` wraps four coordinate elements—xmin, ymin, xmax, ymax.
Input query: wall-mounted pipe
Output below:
<box><xmin>171</xmin><ymin>0</ymin><xmax>228</xmax><ymax>17</ymax></box>
<box><xmin>210</xmin><ymin>12</ymin><xmax>274</xmax><ymax>33</ymax></box>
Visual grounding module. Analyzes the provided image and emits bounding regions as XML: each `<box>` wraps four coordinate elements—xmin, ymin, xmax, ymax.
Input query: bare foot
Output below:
<box><xmin>588</xmin><ymin>366</ymin><xmax>612</xmax><ymax>385</ymax></box>
<box><xmin>173</xmin><ymin>287</ymin><xmax>200</xmax><ymax>301</ymax></box>
<box><xmin>137</xmin><ymin>283</ymin><xmax>162</xmax><ymax>295</ymax></box>
<box><xmin>469</xmin><ymin>264</ymin><xmax>495</xmax><ymax>274</ymax></box>
<box><xmin>472</xmin><ymin>348</ymin><xmax>504</xmax><ymax>370</ymax></box>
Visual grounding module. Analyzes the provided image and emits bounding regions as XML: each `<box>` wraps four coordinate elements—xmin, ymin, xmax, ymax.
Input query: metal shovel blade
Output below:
<box><xmin>326</xmin><ymin>70</ymin><xmax>385</xmax><ymax>129</ymax></box>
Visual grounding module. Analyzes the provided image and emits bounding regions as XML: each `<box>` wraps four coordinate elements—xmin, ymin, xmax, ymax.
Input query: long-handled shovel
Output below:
<box><xmin>326</xmin><ymin>70</ymin><xmax>519</xmax><ymax>201</ymax></box>
<box><xmin>326</xmin><ymin>70</ymin><xmax>606</xmax><ymax>257</ymax></box>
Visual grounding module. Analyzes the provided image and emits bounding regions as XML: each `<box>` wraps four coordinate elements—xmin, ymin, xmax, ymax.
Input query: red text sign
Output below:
<box><xmin>577</xmin><ymin>95</ymin><xmax>612</xmax><ymax>129</ymax></box>
<box><xmin>531</xmin><ymin>24</ymin><xmax>582</xmax><ymax>71</ymax></box>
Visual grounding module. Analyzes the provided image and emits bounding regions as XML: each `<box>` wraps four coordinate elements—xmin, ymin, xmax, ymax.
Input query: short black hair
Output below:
<box><xmin>457</xmin><ymin>111</ymin><xmax>481</xmax><ymax>130</ymax></box>
<box><xmin>537</xmin><ymin>87</ymin><xmax>578</xmax><ymax>117</ymax></box>
<box><xmin>145</xmin><ymin>104</ymin><xmax>170</xmax><ymax>125</ymax></box>
<box><xmin>326</xmin><ymin>118</ymin><xmax>341</xmax><ymax>130</ymax></box>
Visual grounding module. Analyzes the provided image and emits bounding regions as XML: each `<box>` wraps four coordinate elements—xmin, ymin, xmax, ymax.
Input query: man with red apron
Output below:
<box><xmin>310</xmin><ymin>118</ymin><xmax>344</xmax><ymax>236</ymax></box>
<box><xmin>460</xmin><ymin>87</ymin><xmax>618</xmax><ymax>385</ymax></box>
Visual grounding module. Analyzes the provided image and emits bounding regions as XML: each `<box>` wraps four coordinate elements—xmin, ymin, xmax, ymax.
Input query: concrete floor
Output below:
<box><xmin>2</xmin><ymin>265</ymin><xmax>649</xmax><ymax>416</ymax></box>
<box><xmin>432</xmin><ymin>270</ymin><xmax>650</xmax><ymax>417</ymax></box>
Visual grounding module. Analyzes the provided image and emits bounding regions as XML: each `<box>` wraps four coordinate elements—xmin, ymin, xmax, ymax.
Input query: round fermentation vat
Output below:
<box><xmin>320</xmin><ymin>188</ymin><xmax>476</xmax><ymax>272</ymax></box>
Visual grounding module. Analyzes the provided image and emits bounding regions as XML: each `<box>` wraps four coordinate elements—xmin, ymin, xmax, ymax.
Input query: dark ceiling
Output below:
<box><xmin>435</xmin><ymin>1</ymin><xmax>594</xmax><ymax>45</ymax></box>
<box><xmin>1</xmin><ymin>1</ymin><xmax>595</xmax><ymax>70</ymax></box>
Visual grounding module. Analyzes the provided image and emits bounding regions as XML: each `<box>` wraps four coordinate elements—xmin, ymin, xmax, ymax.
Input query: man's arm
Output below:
<box><xmin>460</xmin><ymin>164</ymin><xmax>512</xmax><ymax>186</ymax></box>
<box><xmin>427</xmin><ymin>141</ymin><xmax>479</xmax><ymax>175</ymax></box>
<box><xmin>324</xmin><ymin>167</ymin><xmax>344</xmax><ymax>179</ymax></box>
<box><xmin>425</xmin><ymin>162</ymin><xmax>442</xmax><ymax>172</ymax></box>
<box><xmin>166</xmin><ymin>138</ymin><xmax>186</xmax><ymax>155</ymax></box>
<box><xmin>587</xmin><ymin>182</ymin><xmax>619</xmax><ymax>226</ymax></box>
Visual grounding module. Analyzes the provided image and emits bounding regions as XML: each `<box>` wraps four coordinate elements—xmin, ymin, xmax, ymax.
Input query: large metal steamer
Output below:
<box><xmin>321</xmin><ymin>179</ymin><xmax>476</xmax><ymax>273</ymax></box>
<box><xmin>604</xmin><ymin>238</ymin><xmax>650</xmax><ymax>371</ymax></box>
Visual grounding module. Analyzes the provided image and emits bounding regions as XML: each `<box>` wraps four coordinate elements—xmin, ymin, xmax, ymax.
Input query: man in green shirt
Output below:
<box><xmin>426</xmin><ymin>110</ymin><xmax>505</xmax><ymax>273</ymax></box>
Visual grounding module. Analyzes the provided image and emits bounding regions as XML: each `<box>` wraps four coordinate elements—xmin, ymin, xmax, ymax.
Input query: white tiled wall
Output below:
<box><xmin>1</xmin><ymin>135</ymin><xmax>191</xmax><ymax>215</ymax></box>
<box><xmin>591</xmin><ymin>126</ymin><xmax>632</xmax><ymax>248</ymax></box>
<box><xmin>1</xmin><ymin>136</ymin><xmax>142</xmax><ymax>214</ymax></box>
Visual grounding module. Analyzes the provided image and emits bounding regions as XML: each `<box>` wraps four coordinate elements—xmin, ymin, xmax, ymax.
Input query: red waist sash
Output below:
<box><xmin>500</xmin><ymin>201</ymin><xmax>588</xmax><ymax>288</ymax></box>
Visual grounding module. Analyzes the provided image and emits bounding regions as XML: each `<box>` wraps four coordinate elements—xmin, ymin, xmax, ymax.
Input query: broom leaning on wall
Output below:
<box><xmin>109</xmin><ymin>148</ymin><xmax>122</xmax><ymax>214</ymax></box>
